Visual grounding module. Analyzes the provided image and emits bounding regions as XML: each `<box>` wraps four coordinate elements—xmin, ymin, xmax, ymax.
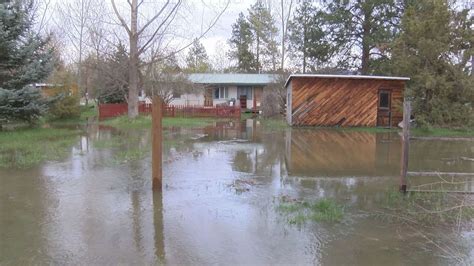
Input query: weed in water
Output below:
<box><xmin>277</xmin><ymin>198</ymin><xmax>345</xmax><ymax>224</ymax></box>
<box><xmin>113</xmin><ymin>148</ymin><xmax>149</xmax><ymax>164</ymax></box>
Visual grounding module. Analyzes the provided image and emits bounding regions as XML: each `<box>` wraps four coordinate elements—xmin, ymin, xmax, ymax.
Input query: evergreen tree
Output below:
<box><xmin>185</xmin><ymin>38</ymin><xmax>211</xmax><ymax>73</ymax></box>
<box><xmin>97</xmin><ymin>43</ymin><xmax>130</xmax><ymax>103</ymax></box>
<box><xmin>228</xmin><ymin>12</ymin><xmax>256</xmax><ymax>72</ymax></box>
<box><xmin>391</xmin><ymin>0</ymin><xmax>473</xmax><ymax>127</ymax></box>
<box><xmin>287</xmin><ymin>0</ymin><xmax>331</xmax><ymax>73</ymax></box>
<box><xmin>321</xmin><ymin>0</ymin><xmax>402</xmax><ymax>74</ymax></box>
<box><xmin>247</xmin><ymin>1</ymin><xmax>279</xmax><ymax>72</ymax></box>
<box><xmin>0</xmin><ymin>0</ymin><xmax>54</xmax><ymax>124</ymax></box>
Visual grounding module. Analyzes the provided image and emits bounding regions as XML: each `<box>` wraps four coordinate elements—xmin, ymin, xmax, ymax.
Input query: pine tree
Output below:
<box><xmin>247</xmin><ymin>1</ymin><xmax>279</xmax><ymax>72</ymax></box>
<box><xmin>391</xmin><ymin>0</ymin><xmax>473</xmax><ymax>127</ymax></box>
<box><xmin>287</xmin><ymin>0</ymin><xmax>331</xmax><ymax>73</ymax></box>
<box><xmin>185</xmin><ymin>39</ymin><xmax>211</xmax><ymax>73</ymax></box>
<box><xmin>228</xmin><ymin>12</ymin><xmax>256</xmax><ymax>72</ymax></box>
<box><xmin>321</xmin><ymin>0</ymin><xmax>402</xmax><ymax>74</ymax></box>
<box><xmin>0</xmin><ymin>0</ymin><xmax>54</xmax><ymax>125</ymax></box>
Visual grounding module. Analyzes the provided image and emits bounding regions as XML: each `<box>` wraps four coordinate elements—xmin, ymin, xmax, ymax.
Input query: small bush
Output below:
<box><xmin>49</xmin><ymin>94</ymin><xmax>81</xmax><ymax>119</ymax></box>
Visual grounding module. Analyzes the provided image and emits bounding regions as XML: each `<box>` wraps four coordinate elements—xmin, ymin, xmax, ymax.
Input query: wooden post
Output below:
<box><xmin>152</xmin><ymin>96</ymin><xmax>163</xmax><ymax>191</ymax></box>
<box><xmin>400</xmin><ymin>100</ymin><xmax>411</xmax><ymax>193</ymax></box>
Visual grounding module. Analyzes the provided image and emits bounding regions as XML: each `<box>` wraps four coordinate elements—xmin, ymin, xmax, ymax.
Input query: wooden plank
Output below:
<box><xmin>152</xmin><ymin>96</ymin><xmax>163</xmax><ymax>191</ymax></box>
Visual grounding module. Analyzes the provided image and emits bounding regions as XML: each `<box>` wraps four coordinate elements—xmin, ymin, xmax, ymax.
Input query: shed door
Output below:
<box><xmin>377</xmin><ymin>90</ymin><xmax>392</xmax><ymax>127</ymax></box>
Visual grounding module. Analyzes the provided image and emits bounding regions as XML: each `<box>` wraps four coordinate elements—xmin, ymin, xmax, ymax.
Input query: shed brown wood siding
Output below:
<box><xmin>290</xmin><ymin>77</ymin><xmax>405</xmax><ymax>127</ymax></box>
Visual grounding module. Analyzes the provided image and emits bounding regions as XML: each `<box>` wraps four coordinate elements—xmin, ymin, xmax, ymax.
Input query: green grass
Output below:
<box><xmin>0</xmin><ymin>127</ymin><xmax>80</xmax><ymax>168</ymax></box>
<box><xmin>338</xmin><ymin>127</ymin><xmax>400</xmax><ymax>133</ymax></box>
<box><xmin>411</xmin><ymin>127</ymin><xmax>474</xmax><ymax>137</ymax></box>
<box><xmin>277</xmin><ymin>198</ymin><xmax>345</xmax><ymax>224</ymax></box>
<box><xmin>260</xmin><ymin>117</ymin><xmax>288</xmax><ymax>130</ymax></box>
<box><xmin>101</xmin><ymin>115</ymin><xmax>236</xmax><ymax>129</ymax></box>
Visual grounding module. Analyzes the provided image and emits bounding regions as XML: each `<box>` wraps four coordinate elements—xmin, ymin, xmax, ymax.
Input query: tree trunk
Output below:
<box><xmin>128</xmin><ymin>0</ymin><xmax>139</xmax><ymax>118</ymax></box>
<box><xmin>361</xmin><ymin>10</ymin><xmax>371</xmax><ymax>75</ymax></box>
<box><xmin>302</xmin><ymin>24</ymin><xmax>307</xmax><ymax>74</ymax></box>
<box><xmin>256</xmin><ymin>35</ymin><xmax>260</xmax><ymax>73</ymax></box>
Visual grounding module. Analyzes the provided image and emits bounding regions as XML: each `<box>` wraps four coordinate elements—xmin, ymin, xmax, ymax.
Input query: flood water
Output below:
<box><xmin>1</xmin><ymin>120</ymin><xmax>473</xmax><ymax>265</ymax></box>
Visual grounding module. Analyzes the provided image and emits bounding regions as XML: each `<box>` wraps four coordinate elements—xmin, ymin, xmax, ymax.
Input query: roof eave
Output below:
<box><xmin>284</xmin><ymin>74</ymin><xmax>410</xmax><ymax>88</ymax></box>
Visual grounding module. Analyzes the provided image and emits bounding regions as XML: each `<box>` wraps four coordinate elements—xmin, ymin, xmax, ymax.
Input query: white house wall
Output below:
<box><xmin>169</xmin><ymin>93</ymin><xmax>204</xmax><ymax>106</ymax></box>
<box><xmin>169</xmin><ymin>85</ymin><xmax>256</xmax><ymax>108</ymax></box>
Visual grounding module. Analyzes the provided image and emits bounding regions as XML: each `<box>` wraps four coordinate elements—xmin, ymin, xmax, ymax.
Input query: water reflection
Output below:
<box><xmin>0</xmin><ymin>120</ymin><xmax>472</xmax><ymax>264</ymax></box>
<box><xmin>286</xmin><ymin>129</ymin><xmax>401</xmax><ymax>177</ymax></box>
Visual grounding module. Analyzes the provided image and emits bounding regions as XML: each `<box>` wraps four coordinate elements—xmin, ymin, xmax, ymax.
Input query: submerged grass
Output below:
<box><xmin>0</xmin><ymin>127</ymin><xmax>80</xmax><ymax>168</ymax></box>
<box><xmin>382</xmin><ymin>190</ymin><xmax>474</xmax><ymax>226</ymax></box>
<box><xmin>411</xmin><ymin>127</ymin><xmax>474</xmax><ymax>137</ymax></box>
<box><xmin>277</xmin><ymin>198</ymin><xmax>345</xmax><ymax>224</ymax></box>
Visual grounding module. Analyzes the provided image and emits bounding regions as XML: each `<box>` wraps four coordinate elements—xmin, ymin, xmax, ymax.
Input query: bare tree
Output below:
<box><xmin>278</xmin><ymin>0</ymin><xmax>294</xmax><ymax>70</ymax></box>
<box><xmin>55</xmin><ymin>0</ymin><xmax>96</xmax><ymax>102</ymax></box>
<box><xmin>110</xmin><ymin>0</ymin><xmax>229</xmax><ymax>118</ymax></box>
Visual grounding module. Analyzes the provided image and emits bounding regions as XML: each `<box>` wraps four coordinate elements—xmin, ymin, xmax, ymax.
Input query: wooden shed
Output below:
<box><xmin>285</xmin><ymin>74</ymin><xmax>410</xmax><ymax>127</ymax></box>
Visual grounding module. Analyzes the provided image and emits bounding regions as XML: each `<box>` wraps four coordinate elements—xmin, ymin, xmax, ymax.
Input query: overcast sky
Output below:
<box><xmin>40</xmin><ymin>0</ymin><xmax>276</xmax><ymax>65</ymax></box>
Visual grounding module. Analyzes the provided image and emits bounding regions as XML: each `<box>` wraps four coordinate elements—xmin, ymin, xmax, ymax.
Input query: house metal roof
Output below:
<box><xmin>188</xmin><ymin>73</ymin><xmax>278</xmax><ymax>85</ymax></box>
<box><xmin>284</xmin><ymin>74</ymin><xmax>410</xmax><ymax>87</ymax></box>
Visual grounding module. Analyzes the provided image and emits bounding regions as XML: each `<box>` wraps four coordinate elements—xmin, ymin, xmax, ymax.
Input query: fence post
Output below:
<box><xmin>152</xmin><ymin>96</ymin><xmax>163</xmax><ymax>191</ymax></box>
<box><xmin>400</xmin><ymin>100</ymin><xmax>411</xmax><ymax>193</ymax></box>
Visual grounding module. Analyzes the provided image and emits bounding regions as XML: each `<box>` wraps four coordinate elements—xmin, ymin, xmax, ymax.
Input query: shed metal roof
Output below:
<box><xmin>285</xmin><ymin>74</ymin><xmax>410</xmax><ymax>87</ymax></box>
<box><xmin>188</xmin><ymin>73</ymin><xmax>278</xmax><ymax>85</ymax></box>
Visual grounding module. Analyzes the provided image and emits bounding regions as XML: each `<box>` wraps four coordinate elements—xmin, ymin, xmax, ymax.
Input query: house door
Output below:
<box><xmin>240</xmin><ymin>95</ymin><xmax>247</xmax><ymax>109</ymax></box>
<box><xmin>377</xmin><ymin>90</ymin><xmax>392</xmax><ymax>127</ymax></box>
<box><xmin>204</xmin><ymin>88</ymin><xmax>213</xmax><ymax>107</ymax></box>
<box><xmin>238</xmin><ymin>86</ymin><xmax>251</xmax><ymax>109</ymax></box>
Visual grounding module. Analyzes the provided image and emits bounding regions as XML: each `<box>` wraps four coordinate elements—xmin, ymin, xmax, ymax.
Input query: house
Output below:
<box><xmin>170</xmin><ymin>73</ymin><xmax>279</xmax><ymax>110</ymax></box>
<box><xmin>35</xmin><ymin>83</ymin><xmax>78</xmax><ymax>97</ymax></box>
<box><xmin>285</xmin><ymin>74</ymin><xmax>410</xmax><ymax>127</ymax></box>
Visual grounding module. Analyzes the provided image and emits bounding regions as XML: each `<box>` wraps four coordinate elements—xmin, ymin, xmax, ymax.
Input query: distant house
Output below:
<box><xmin>170</xmin><ymin>73</ymin><xmax>279</xmax><ymax>110</ymax></box>
<box><xmin>35</xmin><ymin>83</ymin><xmax>78</xmax><ymax>97</ymax></box>
<box><xmin>285</xmin><ymin>74</ymin><xmax>410</xmax><ymax>127</ymax></box>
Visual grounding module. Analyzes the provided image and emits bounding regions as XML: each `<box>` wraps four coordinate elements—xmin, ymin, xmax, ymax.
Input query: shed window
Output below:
<box><xmin>379</xmin><ymin>91</ymin><xmax>390</xmax><ymax>109</ymax></box>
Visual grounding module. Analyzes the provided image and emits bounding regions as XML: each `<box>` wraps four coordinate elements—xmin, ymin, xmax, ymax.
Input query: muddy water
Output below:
<box><xmin>1</xmin><ymin>121</ymin><xmax>473</xmax><ymax>265</ymax></box>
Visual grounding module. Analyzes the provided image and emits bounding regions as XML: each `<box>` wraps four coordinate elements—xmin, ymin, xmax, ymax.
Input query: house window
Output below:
<box><xmin>379</xmin><ymin>91</ymin><xmax>390</xmax><ymax>109</ymax></box>
<box><xmin>172</xmin><ymin>92</ymin><xmax>181</xmax><ymax>98</ymax></box>
<box><xmin>237</xmin><ymin>86</ymin><xmax>253</xmax><ymax>100</ymax></box>
<box><xmin>214</xmin><ymin>87</ymin><xmax>228</xmax><ymax>99</ymax></box>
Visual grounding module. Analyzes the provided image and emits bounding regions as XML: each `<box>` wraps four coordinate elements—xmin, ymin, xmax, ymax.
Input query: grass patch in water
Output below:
<box><xmin>113</xmin><ymin>148</ymin><xmax>149</xmax><ymax>163</ymax></box>
<box><xmin>277</xmin><ymin>198</ymin><xmax>345</xmax><ymax>224</ymax></box>
<box><xmin>0</xmin><ymin>127</ymin><xmax>80</xmax><ymax>168</ymax></box>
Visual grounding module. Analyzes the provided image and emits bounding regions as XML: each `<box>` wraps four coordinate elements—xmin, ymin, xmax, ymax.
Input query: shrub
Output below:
<box><xmin>49</xmin><ymin>94</ymin><xmax>81</xmax><ymax>119</ymax></box>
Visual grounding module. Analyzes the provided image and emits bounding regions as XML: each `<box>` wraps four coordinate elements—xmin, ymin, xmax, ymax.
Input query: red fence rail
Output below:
<box><xmin>99</xmin><ymin>103</ymin><xmax>241</xmax><ymax>120</ymax></box>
